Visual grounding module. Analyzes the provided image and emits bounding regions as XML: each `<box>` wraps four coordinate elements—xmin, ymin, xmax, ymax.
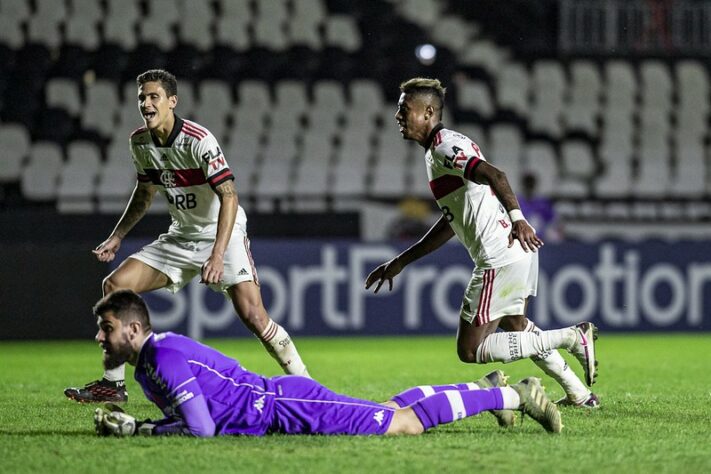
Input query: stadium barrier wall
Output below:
<box><xmin>121</xmin><ymin>239</ymin><xmax>711</xmax><ymax>338</ymax></box>
<box><xmin>2</xmin><ymin>239</ymin><xmax>708</xmax><ymax>339</ymax></box>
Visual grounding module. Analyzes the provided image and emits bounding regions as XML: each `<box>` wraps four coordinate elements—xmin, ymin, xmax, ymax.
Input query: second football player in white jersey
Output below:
<box><xmin>65</xmin><ymin>69</ymin><xmax>310</xmax><ymax>403</ymax></box>
<box><xmin>366</xmin><ymin>77</ymin><xmax>599</xmax><ymax>409</ymax></box>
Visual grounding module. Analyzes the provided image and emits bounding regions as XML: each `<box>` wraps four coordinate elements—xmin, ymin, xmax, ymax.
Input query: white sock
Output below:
<box><xmin>499</xmin><ymin>386</ymin><xmax>521</xmax><ymax>410</ymax></box>
<box><xmin>475</xmin><ymin>328</ymin><xmax>576</xmax><ymax>363</ymax></box>
<box><xmin>103</xmin><ymin>365</ymin><xmax>125</xmax><ymax>382</ymax></box>
<box><xmin>260</xmin><ymin>320</ymin><xmax>311</xmax><ymax>378</ymax></box>
<box><xmin>525</xmin><ymin>321</ymin><xmax>590</xmax><ymax>403</ymax></box>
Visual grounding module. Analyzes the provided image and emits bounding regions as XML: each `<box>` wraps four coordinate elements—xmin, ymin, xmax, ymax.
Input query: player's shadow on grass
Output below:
<box><xmin>0</xmin><ymin>429</ymin><xmax>92</xmax><ymax>436</ymax></box>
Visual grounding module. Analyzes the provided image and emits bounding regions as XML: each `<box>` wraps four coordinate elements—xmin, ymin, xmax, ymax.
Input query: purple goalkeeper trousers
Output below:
<box><xmin>269</xmin><ymin>376</ymin><xmax>395</xmax><ymax>435</ymax></box>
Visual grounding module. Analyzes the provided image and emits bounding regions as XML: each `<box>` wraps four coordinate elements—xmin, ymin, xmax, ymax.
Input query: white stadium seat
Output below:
<box><xmin>21</xmin><ymin>142</ymin><xmax>64</xmax><ymax>202</ymax></box>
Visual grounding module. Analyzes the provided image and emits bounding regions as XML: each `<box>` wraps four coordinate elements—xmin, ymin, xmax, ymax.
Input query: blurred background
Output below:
<box><xmin>0</xmin><ymin>0</ymin><xmax>709</xmax><ymax>339</ymax></box>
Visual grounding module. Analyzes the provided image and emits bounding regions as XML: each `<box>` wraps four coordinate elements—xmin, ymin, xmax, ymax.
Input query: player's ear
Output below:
<box><xmin>424</xmin><ymin>104</ymin><xmax>434</xmax><ymax>121</ymax></box>
<box><xmin>169</xmin><ymin>95</ymin><xmax>178</xmax><ymax>110</ymax></box>
<box><xmin>128</xmin><ymin>320</ymin><xmax>142</xmax><ymax>339</ymax></box>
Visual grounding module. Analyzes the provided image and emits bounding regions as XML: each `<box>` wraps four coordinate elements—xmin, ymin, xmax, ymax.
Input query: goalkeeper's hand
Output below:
<box><xmin>94</xmin><ymin>403</ymin><xmax>157</xmax><ymax>437</ymax></box>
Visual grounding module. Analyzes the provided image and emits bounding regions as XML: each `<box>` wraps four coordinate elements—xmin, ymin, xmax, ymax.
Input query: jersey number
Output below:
<box><xmin>442</xmin><ymin>205</ymin><xmax>454</xmax><ymax>222</ymax></box>
<box><xmin>166</xmin><ymin>192</ymin><xmax>197</xmax><ymax>210</ymax></box>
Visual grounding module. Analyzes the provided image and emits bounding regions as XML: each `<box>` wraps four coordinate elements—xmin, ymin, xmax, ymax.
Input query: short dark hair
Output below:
<box><xmin>400</xmin><ymin>77</ymin><xmax>447</xmax><ymax>119</ymax></box>
<box><xmin>136</xmin><ymin>69</ymin><xmax>178</xmax><ymax>97</ymax></box>
<box><xmin>94</xmin><ymin>290</ymin><xmax>151</xmax><ymax>331</ymax></box>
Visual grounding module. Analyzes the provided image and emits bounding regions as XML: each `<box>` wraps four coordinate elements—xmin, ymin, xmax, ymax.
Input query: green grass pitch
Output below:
<box><xmin>1</xmin><ymin>334</ymin><xmax>710</xmax><ymax>473</ymax></box>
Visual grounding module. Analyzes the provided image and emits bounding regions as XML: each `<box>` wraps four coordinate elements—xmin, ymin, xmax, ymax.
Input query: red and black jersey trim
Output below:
<box><xmin>142</xmin><ymin>168</ymin><xmax>207</xmax><ymax>187</ymax></box>
<box><xmin>137</xmin><ymin>173</ymin><xmax>152</xmax><ymax>182</ymax></box>
<box><xmin>423</xmin><ymin>123</ymin><xmax>445</xmax><ymax>150</ymax></box>
<box><xmin>463</xmin><ymin>156</ymin><xmax>482</xmax><ymax>181</ymax></box>
<box><xmin>429</xmin><ymin>174</ymin><xmax>464</xmax><ymax>200</ymax></box>
<box><xmin>207</xmin><ymin>169</ymin><xmax>234</xmax><ymax>188</ymax></box>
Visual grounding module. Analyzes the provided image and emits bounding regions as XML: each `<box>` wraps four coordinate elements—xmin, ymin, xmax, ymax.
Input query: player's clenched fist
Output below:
<box><xmin>92</xmin><ymin>235</ymin><xmax>122</xmax><ymax>262</ymax></box>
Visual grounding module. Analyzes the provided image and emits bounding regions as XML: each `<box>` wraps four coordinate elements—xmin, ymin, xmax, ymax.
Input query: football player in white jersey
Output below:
<box><xmin>366</xmin><ymin>78</ymin><xmax>599</xmax><ymax>409</ymax></box>
<box><xmin>65</xmin><ymin>70</ymin><xmax>310</xmax><ymax>403</ymax></box>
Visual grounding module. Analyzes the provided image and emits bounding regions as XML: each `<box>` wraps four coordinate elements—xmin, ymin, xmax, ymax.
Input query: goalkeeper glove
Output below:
<box><xmin>94</xmin><ymin>407</ymin><xmax>136</xmax><ymax>437</ymax></box>
<box><xmin>94</xmin><ymin>404</ymin><xmax>156</xmax><ymax>437</ymax></box>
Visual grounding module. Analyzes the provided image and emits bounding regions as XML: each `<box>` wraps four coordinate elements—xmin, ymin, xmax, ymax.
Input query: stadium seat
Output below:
<box><xmin>430</xmin><ymin>16</ymin><xmax>477</xmax><ymax>53</ymax></box>
<box><xmin>0</xmin><ymin>123</ymin><xmax>30</xmax><ymax>182</ymax></box>
<box><xmin>456</xmin><ymin>79</ymin><xmax>494</xmax><ymax>118</ymax></box>
<box><xmin>57</xmin><ymin>141</ymin><xmax>102</xmax><ymax>213</ymax></box>
<box><xmin>458</xmin><ymin>39</ymin><xmax>507</xmax><ymax>75</ymax></box>
<box><xmin>349</xmin><ymin>80</ymin><xmax>385</xmax><ymax>119</ymax></box>
<box><xmin>324</xmin><ymin>15</ymin><xmax>362</xmax><ymax>52</ymax></box>
<box><xmin>0</xmin><ymin>12</ymin><xmax>24</xmax><ymax>49</ymax></box>
<box><xmin>292</xmin><ymin>134</ymin><xmax>333</xmax><ymax>203</ymax></box>
<box><xmin>21</xmin><ymin>141</ymin><xmax>64</xmax><ymax>202</ymax></box>
<box><xmin>370</xmin><ymin>118</ymin><xmax>408</xmax><ymax>198</ymax></box>
<box><xmin>496</xmin><ymin>63</ymin><xmax>529</xmax><ymax>117</ymax></box>
<box><xmin>634</xmin><ymin>137</ymin><xmax>671</xmax><ymax>198</ymax></box>
<box><xmin>103</xmin><ymin>0</ymin><xmax>140</xmax><ymax>50</ymax></box>
<box><xmin>178</xmin><ymin>2</ymin><xmax>214</xmax><ymax>51</ymax></box>
<box><xmin>81</xmin><ymin>80</ymin><xmax>120</xmax><ymax>138</ymax></box>
<box><xmin>253</xmin><ymin>0</ymin><xmax>289</xmax><ymax>51</ymax></box>
<box><xmin>670</xmin><ymin>143</ymin><xmax>706</xmax><ymax>197</ymax></box>
<box><xmin>26</xmin><ymin>0</ymin><xmax>66</xmax><ymax>50</ymax></box>
<box><xmin>522</xmin><ymin>141</ymin><xmax>558</xmax><ymax>197</ymax></box>
<box><xmin>0</xmin><ymin>0</ymin><xmax>31</xmax><ymax>21</ymax></box>
<box><xmin>529</xmin><ymin>60</ymin><xmax>566</xmax><ymax>138</ymax></box>
<box><xmin>289</xmin><ymin>0</ymin><xmax>325</xmax><ymax>50</ymax></box>
<box><xmin>564</xmin><ymin>60</ymin><xmax>601</xmax><ymax>135</ymax></box>
<box><xmin>397</xmin><ymin>0</ymin><xmax>442</xmax><ymax>28</ymax></box>
<box><xmin>96</xmin><ymin>160</ymin><xmax>135</xmax><ymax>213</ymax></box>
<box><xmin>46</xmin><ymin>78</ymin><xmax>82</xmax><ymax>117</ymax></box>
<box><xmin>488</xmin><ymin>124</ymin><xmax>523</xmax><ymax>184</ymax></box>
<box><xmin>64</xmin><ymin>16</ymin><xmax>101</xmax><ymax>50</ymax></box>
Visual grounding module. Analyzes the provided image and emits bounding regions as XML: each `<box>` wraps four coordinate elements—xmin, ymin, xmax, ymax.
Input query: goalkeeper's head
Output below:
<box><xmin>93</xmin><ymin>290</ymin><xmax>152</xmax><ymax>368</ymax></box>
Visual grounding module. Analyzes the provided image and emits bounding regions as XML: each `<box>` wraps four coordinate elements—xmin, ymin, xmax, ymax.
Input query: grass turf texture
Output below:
<box><xmin>1</xmin><ymin>335</ymin><xmax>710</xmax><ymax>473</ymax></box>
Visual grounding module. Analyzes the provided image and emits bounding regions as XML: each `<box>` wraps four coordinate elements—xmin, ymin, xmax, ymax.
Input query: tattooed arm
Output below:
<box><xmin>201</xmin><ymin>180</ymin><xmax>238</xmax><ymax>284</ymax></box>
<box><xmin>471</xmin><ymin>161</ymin><xmax>543</xmax><ymax>252</ymax></box>
<box><xmin>93</xmin><ymin>181</ymin><xmax>157</xmax><ymax>262</ymax></box>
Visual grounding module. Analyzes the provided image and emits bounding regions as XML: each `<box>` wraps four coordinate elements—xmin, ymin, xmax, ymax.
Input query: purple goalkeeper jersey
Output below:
<box><xmin>135</xmin><ymin>332</ymin><xmax>277</xmax><ymax>436</ymax></box>
<box><xmin>135</xmin><ymin>332</ymin><xmax>394</xmax><ymax>437</ymax></box>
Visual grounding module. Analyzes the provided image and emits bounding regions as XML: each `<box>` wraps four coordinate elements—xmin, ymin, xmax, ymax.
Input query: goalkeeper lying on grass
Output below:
<box><xmin>91</xmin><ymin>290</ymin><xmax>563</xmax><ymax>437</ymax></box>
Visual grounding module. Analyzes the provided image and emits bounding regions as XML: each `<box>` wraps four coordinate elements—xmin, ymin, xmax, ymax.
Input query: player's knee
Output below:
<box><xmin>102</xmin><ymin>275</ymin><xmax>118</xmax><ymax>296</ymax></box>
<box><xmin>457</xmin><ymin>344</ymin><xmax>479</xmax><ymax>363</ymax></box>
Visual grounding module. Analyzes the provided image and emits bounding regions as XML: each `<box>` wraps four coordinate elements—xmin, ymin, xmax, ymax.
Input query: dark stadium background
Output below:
<box><xmin>1</xmin><ymin>0</ymin><xmax>709</xmax><ymax>339</ymax></box>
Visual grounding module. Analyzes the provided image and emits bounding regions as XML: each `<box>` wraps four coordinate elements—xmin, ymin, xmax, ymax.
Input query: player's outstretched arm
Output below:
<box><xmin>365</xmin><ymin>216</ymin><xmax>454</xmax><ymax>293</ymax></box>
<box><xmin>470</xmin><ymin>161</ymin><xmax>543</xmax><ymax>252</ymax></box>
<box><xmin>93</xmin><ymin>181</ymin><xmax>156</xmax><ymax>262</ymax></box>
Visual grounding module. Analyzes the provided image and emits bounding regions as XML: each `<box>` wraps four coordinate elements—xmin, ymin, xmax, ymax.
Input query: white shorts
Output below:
<box><xmin>460</xmin><ymin>252</ymin><xmax>538</xmax><ymax>326</ymax></box>
<box><xmin>130</xmin><ymin>230</ymin><xmax>259</xmax><ymax>294</ymax></box>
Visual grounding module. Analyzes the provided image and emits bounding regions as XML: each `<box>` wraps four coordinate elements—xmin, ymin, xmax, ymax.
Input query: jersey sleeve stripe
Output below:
<box><xmin>184</xmin><ymin>119</ymin><xmax>208</xmax><ymax>134</ymax></box>
<box><xmin>130</xmin><ymin>126</ymin><xmax>147</xmax><ymax>138</ymax></box>
<box><xmin>463</xmin><ymin>156</ymin><xmax>482</xmax><ymax>181</ymax></box>
<box><xmin>207</xmin><ymin>169</ymin><xmax>234</xmax><ymax>188</ymax></box>
<box><xmin>429</xmin><ymin>174</ymin><xmax>465</xmax><ymax>200</ymax></box>
<box><xmin>182</xmin><ymin>122</ymin><xmax>207</xmax><ymax>139</ymax></box>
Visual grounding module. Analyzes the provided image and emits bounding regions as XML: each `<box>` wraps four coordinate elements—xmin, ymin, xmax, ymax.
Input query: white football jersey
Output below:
<box><xmin>129</xmin><ymin>116</ymin><xmax>247</xmax><ymax>240</ymax></box>
<box><xmin>424</xmin><ymin>124</ymin><xmax>526</xmax><ymax>269</ymax></box>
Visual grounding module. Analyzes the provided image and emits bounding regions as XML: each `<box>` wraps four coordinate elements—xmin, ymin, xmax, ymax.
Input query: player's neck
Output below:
<box><xmin>151</xmin><ymin>114</ymin><xmax>176</xmax><ymax>146</ymax></box>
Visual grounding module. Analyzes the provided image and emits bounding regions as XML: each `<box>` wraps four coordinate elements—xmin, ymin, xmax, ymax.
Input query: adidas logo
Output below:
<box><xmin>373</xmin><ymin>409</ymin><xmax>385</xmax><ymax>426</ymax></box>
<box><xmin>238</xmin><ymin>268</ymin><xmax>249</xmax><ymax>276</ymax></box>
